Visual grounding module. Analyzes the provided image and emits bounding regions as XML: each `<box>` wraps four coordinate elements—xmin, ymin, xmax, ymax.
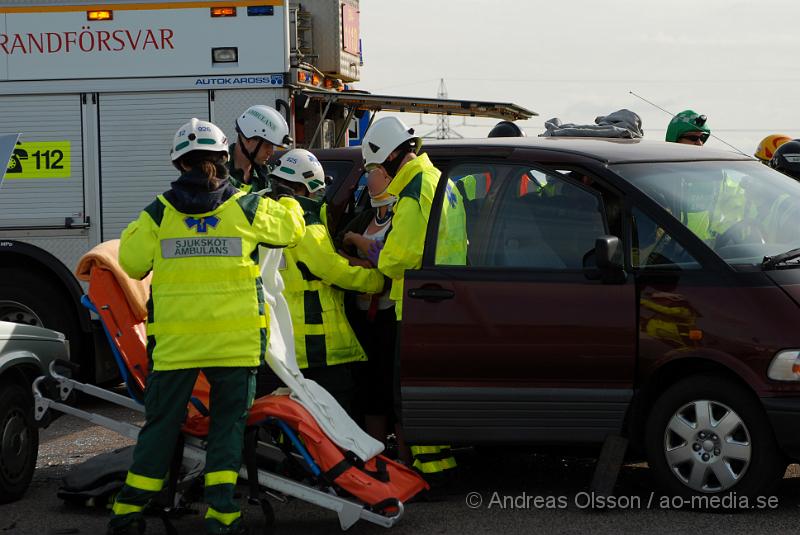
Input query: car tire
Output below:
<box><xmin>645</xmin><ymin>375</ymin><xmax>786</xmax><ymax>499</ymax></box>
<box><xmin>0</xmin><ymin>381</ymin><xmax>39</xmax><ymax>503</ymax></box>
<box><xmin>0</xmin><ymin>268</ymin><xmax>88</xmax><ymax>378</ymax></box>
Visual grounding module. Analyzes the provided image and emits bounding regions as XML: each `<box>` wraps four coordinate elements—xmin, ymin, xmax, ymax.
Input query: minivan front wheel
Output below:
<box><xmin>645</xmin><ymin>375</ymin><xmax>786</xmax><ymax>498</ymax></box>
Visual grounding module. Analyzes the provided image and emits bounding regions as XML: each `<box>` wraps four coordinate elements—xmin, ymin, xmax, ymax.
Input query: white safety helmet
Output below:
<box><xmin>270</xmin><ymin>148</ymin><xmax>326</xmax><ymax>193</ymax></box>
<box><xmin>361</xmin><ymin>116</ymin><xmax>421</xmax><ymax>170</ymax></box>
<box><xmin>170</xmin><ymin>118</ymin><xmax>228</xmax><ymax>162</ymax></box>
<box><xmin>235</xmin><ymin>104</ymin><xmax>292</xmax><ymax>148</ymax></box>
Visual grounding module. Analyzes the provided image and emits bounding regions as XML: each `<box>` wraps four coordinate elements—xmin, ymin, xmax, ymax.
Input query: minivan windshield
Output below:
<box><xmin>612</xmin><ymin>160</ymin><xmax>800</xmax><ymax>268</ymax></box>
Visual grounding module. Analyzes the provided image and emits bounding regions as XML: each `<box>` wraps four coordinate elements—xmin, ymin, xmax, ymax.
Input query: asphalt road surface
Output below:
<box><xmin>3</xmin><ymin>397</ymin><xmax>800</xmax><ymax>535</ymax></box>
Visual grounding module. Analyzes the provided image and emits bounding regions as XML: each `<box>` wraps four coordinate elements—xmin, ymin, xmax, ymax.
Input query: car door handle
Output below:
<box><xmin>408</xmin><ymin>286</ymin><xmax>455</xmax><ymax>302</ymax></box>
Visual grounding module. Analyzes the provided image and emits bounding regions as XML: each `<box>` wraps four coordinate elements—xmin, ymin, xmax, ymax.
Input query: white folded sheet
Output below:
<box><xmin>259</xmin><ymin>247</ymin><xmax>384</xmax><ymax>462</ymax></box>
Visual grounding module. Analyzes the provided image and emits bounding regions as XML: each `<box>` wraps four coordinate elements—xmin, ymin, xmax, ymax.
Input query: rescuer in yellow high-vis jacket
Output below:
<box><xmin>360</xmin><ymin>116</ymin><xmax>467</xmax><ymax>480</ymax></box>
<box><xmin>376</xmin><ymin>152</ymin><xmax>467</xmax><ymax>320</ymax></box>
<box><xmin>109</xmin><ymin>119</ymin><xmax>305</xmax><ymax>535</ymax></box>
<box><xmin>360</xmin><ymin>117</ymin><xmax>467</xmax><ymax>321</ymax></box>
<box><xmin>268</xmin><ymin>148</ymin><xmax>385</xmax><ymax>415</ymax></box>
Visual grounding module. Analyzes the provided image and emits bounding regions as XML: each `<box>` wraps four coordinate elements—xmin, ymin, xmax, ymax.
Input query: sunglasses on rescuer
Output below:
<box><xmin>680</xmin><ymin>134</ymin><xmax>709</xmax><ymax>144</ymax></box>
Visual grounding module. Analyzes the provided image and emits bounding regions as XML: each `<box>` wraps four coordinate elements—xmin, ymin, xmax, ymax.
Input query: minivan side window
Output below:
<box><xmin>631</xmin><ymin>208</ymin><xmax>700</xmax><ymax>269</ymax></box>
<box><xmin>440</xmin><ymin>164</ymin><xmax>607</xmax><ymax>269</ymax></box>
<box><xmin>318</xmin><ymin>160</ymin><xmax>354</xmax><ymax>185</ymax></box>
<box><xmin>319</xmin><ymin>159</ymin><xmax>356</xmax><ymax>205</ymax></box>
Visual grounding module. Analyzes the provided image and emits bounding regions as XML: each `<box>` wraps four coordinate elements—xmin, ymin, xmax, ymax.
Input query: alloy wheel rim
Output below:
<box><xmin>663</xmin><ymin>399</ymin><xmax>752</xmax><ymax>493</ymax></box>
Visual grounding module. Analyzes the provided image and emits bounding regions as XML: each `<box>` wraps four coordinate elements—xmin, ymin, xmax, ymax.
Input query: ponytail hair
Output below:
<box><xmin>175</xmin><ymin>150</ymin><xmax>230</xmax><ymax>190</ymax></box>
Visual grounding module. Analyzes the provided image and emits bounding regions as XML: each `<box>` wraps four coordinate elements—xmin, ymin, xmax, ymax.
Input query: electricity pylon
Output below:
<box><xmin>422</xmin><ymin>78</ymin><xmax>463</xmax><ymax>139</ymax></box>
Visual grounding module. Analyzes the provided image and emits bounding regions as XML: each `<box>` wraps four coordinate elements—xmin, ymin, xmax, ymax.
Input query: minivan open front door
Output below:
<box><xmin>398</xmin><ymin>161</ymin><xmax>636</xmax><ymax>445</ymax></box>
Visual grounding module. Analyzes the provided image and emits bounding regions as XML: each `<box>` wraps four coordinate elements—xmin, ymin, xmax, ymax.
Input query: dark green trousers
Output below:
<box><xmin>110</xmin><ymin>367</ymin><xmax>256</xmax><ymax>534</ymax></box>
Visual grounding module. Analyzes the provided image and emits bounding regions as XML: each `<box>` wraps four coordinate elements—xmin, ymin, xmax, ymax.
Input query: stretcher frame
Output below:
<box><xmin>32</xmin><ymin>360</ymin><xmax>405</xmax><ymax>531</ymax></box>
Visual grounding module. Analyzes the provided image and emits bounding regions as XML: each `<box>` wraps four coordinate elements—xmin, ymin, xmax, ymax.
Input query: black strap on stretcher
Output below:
<box><xmin>324</xmin><ymin>451</ymin><xmax>390</xmax><ymax>484</ymax></box>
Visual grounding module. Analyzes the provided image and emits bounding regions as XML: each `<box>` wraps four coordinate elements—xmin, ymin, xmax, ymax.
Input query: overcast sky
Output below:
<box><xmin>359</xmin><ymin>0</ymin><xmax>800</xmax><ymax>155</ymax></box>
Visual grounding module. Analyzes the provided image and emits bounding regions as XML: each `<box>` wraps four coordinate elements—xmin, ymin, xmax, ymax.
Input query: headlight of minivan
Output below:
<box><xmin>768</xmin><ymin>350</ymin><xmax>800</xmax><ymax>381</ymax></box>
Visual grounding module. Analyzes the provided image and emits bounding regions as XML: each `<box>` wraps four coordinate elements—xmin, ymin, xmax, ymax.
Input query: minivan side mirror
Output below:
<box><xmin>595</xmin><ymin>235</ymin><xmax>623</xmax><ymax>270</ymax></box>
<box><xmin>584</xmin><ymin>235</ymin><xmax>626</xmax><ymax>283</ymax></box>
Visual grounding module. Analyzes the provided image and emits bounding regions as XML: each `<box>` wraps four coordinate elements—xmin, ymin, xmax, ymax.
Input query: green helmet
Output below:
<box><xmin>665</xmin><ymin>110</ymin><xmax>711</xmax><ymax>143</ymax></box>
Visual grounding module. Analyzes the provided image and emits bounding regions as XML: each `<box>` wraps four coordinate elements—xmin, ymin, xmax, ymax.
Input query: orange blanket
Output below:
<box><xmin>75</xmin><ymin>240</ymin><xmax>151</xmax><ymax>322</ymax></box>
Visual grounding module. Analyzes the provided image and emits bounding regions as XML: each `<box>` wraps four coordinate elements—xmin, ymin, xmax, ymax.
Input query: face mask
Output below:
<box><xmin>309</xmin><ymin>188</ymin><xmax>326</xmax><ymax>202</ymax></box>
<box><xmin>381</xmin><ymin>147</ymin><xmax>412</xmax><ymax>178</ymax></box>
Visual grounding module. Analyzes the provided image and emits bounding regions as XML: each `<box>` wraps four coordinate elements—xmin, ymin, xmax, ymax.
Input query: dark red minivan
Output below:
<box><xmin>316</xmin><ymin>137</ymin><xmax>800</xmax><ymax>498</ymax></box>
